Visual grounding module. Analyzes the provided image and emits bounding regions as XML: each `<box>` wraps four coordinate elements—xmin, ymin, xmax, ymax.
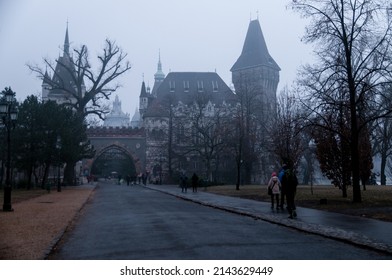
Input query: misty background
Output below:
<box><xmin>0</xmin><ymin>0</ymin><xmax>311</xmax><ymax>118</ymax></box>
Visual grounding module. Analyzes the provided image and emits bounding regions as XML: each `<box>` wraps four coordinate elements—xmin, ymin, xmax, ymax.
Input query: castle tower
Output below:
<box><xmin>42</xmin><ymin>23</ymin><xmax>86</xmax><ymax>105</ymax></box>
<box><xmin>231</xmin><ymin>18</ymin><xmax>281</xmax><ymax>183</ymax></box>
<box><xmin>41</xmin><ymin>69</ymin><xmax>51</xmax><ymax>101</ymax></box>
<box><xmin>231</xmin><ymin>19</ymin><xmax>280</xmax><ymax>115</ymax></box>
<box><xmin>139</xmin><ymin>80</ymin><xmax>149</xmax><ymax>121</ymax></box>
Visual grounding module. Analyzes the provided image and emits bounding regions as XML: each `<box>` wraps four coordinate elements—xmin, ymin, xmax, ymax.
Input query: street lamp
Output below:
<box><xmin>0</xmin><ymin>88</ymin><xmax>18</xmax><ymax>212</ymax></box>
<box><xmin>308</xmin><ymin>139</ymin><xmax>317</xmax><ymax>195</ymax></box>
<box><xmin>159</xmin><ymin>154</ymin><xmax>163</xmax><ymax>185</ymax></box>
<box><xmin>56</xmin><ymin>136</ymin><xmax>62</xmax><ymax>192</ymax></box>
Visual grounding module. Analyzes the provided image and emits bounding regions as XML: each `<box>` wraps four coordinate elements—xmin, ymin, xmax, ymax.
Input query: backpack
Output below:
<box><xmin>272</xmin><ymin>181</ymin><xmax>280</xmax><ymax>193</ymax></box>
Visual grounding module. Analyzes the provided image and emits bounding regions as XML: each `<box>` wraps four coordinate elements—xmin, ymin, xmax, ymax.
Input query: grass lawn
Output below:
<box><xmin>205</xmin><ymin>184</ymin><xmax>392</xmax><ymax>222</ymax></box>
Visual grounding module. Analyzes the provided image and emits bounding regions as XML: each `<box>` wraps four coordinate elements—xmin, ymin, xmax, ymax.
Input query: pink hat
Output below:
<box><xmin>271</xmin><ymin>172</ymin><xmax>277</xmax><ymax>177</ymax></box>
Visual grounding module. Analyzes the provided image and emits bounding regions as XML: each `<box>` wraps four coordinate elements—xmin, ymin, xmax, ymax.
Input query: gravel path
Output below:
<box><xmin>0</xmin><ymin>186</ymin><xmax>95</xmax><ymax>260</ymax></box>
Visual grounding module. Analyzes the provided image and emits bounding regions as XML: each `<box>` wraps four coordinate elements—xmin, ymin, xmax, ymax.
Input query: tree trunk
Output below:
<box><xmin>64</xmin><ymin>160</ymin><xmax>76</xmax><ymax>186</ymax></box>
<box><xmin>341</xmin><ymin>184</ymin><xmax>347</xmax><ymax>198</ymax></box>
<box><xmin>27</xmin><ymin>164</ymin><xmax>33</xmax><ymax>190</ymax></box>
<box><xmin>351</xmin><ymin>119</ymin><xmax>362</xmax><ymax>202</ymax></box>
<box><xmin>41</xmin><ymin>162</ymin><xmax>50</xmax><ymax>189</ymax></box>
<box><xmin>381</xmin><ymin>148</ymin><xmax>387</xmax><ymax>185</ymax></box>
<box><xmin>236</xmin><ymin>160</ymin><xmax>241</xmax><ymax>190</ymax></box>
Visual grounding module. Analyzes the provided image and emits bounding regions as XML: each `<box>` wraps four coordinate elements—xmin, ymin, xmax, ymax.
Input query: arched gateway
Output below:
<box><xmin>84</xmin><ymin>127</ymin><xmax>146</xmax><ymax>179</ymax></box>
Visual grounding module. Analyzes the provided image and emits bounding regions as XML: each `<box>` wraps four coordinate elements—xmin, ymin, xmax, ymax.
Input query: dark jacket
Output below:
<box><xmin>281</xmin><ymin>168</ymin><xmax>298</xmax><ymax>195</ymax></box>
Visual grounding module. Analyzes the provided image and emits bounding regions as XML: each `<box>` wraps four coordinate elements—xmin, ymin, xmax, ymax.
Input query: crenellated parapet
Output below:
<box><xmin>87</xmin><ymin>126</ymin><xmax>145</xmax><ymax>138</ymax></box>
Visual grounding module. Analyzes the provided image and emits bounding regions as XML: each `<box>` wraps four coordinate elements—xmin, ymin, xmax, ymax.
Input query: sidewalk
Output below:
<box><xmin>145</xmin><ymin>184</ymin><xmax>392</xmax><ymax>255</ymax></box>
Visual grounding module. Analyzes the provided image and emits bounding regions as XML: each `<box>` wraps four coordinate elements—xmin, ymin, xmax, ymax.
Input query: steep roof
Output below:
<box><xmin>139</xmin><ymin>81</ymin><xmax>149</xmax><ymax>97</ymax></box>
<box><xmin>64</xmin><ymin>24</ymin><xmax>70</xmax><ymax>56</ymax></box>
<box><xmin>231</xmin><ymin>19</ymin><xmax>280</xmax><ymax>72</ymax></box>
<box><xmin>42</xmin><ymin>70</ymin><xmax>51</xmax><ymax>85</ymax></box>
<box><xmin>143</xmin><ymin>72</ymin><xmax>236</xmax><ymax>118</ymax></box>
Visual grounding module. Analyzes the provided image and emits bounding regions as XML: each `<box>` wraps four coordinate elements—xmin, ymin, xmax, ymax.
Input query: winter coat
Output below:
<box><xmin>267</xmin><ymin>176</ymin><xmax>281</xmax><ymax>195</ymax></box>
<box><xmin>281</xmin><ymin>169</ymin><xmax>298</xmax><ymax>196</ymax></box>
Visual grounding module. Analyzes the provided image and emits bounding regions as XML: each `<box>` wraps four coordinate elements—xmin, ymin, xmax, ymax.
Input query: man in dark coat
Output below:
<box><xmin>191</xmin><ymin>173</ymin><xmax>199</xmax><ymax>192</ymax></box>
<box><xmin>281</xmin><ymin>164</ymin><xmax>298</xmax><ymax>219</ymax></box>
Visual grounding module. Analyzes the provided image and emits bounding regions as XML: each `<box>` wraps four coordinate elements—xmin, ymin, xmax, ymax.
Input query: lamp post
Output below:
<box><xmin>159</xmin><ymin>154</ymin><xmax>163</xmax><ymax>185</ymax></box>
<box><xmin>56</xmin><ymin>136</ymin><xmax>62</xmax><ymax>192</ymax></box>
<box><xmin>308</xmin><ymin>139</ymin><xmax>317</xmax><ymax>195</ymax></box>
<box><xmin>0</xmin><ymin>88</ymin><xmax>18</xmax><ymax>212</ymax></box>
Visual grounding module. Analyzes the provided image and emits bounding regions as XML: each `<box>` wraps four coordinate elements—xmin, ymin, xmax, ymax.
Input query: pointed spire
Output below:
<box><xmin>42</xmin><ymin>69</ymin><xmax>51</xmax><ymax>85</ymax></box>
<box><xmin>146</xmin><ymin>82</ymin><xmax>151</xmax><ymax>94</ymax></box>
<box><xmin>231</xmin><ymin>19</ymin><xmax>280</xmax><ymax>72</ymax></box>
<box><xmin>140</xmin><ymin>81</ymin><xmax>148</xmax><ymax>97</ymax></box>
<box><xmin>64</xmin><ymin>21</ymin><xmax>70</xmax><ymax>56</ymax></box>
<box><xmin>158</xmin><ymin>49</ymin><xmax>162</xmax><ymax>72</ymax></box>
<box><xmin>154</xmin><ymin>49</ymin><xmax>165</xmax><ymax>82</ymax></box>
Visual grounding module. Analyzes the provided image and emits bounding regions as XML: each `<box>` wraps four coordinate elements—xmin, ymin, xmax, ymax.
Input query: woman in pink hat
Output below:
<box><xmin>267</xmin><ymin>172</ymin><xmax>281</xmax><ymax>210</ymax></box>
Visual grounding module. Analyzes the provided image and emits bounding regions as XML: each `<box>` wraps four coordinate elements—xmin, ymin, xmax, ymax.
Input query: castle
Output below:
<box><xmin>42</xmin><ymin>18</ymin><xmax>280</xmax><ymax>183</ymax></box>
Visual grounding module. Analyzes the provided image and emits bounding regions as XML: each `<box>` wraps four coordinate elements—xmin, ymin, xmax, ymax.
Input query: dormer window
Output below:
<box><xmin>212</xmin><ymin>81</ymin><xmax>218</xmax><ymax>92</ymax></box>
<box><xmin>197</xmin><ymin>81</ymin><xmax>204</xmax><ymax>92</ymax></box>
<box><xmin>169</xmin><ymin>81</ymin><xmax>175</xmax><ymax>92</ymax></box>
<box><xmin>183</xmin><ymin>81</ymin><xmax>189</xmax><ymax>92</ymax></box>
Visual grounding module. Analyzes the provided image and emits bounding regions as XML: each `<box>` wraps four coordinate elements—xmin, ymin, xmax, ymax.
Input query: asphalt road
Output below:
<box><xmin>49</xmin><ymin>182</ymin><xmax>392</xmax><ymax>260</ymax></box>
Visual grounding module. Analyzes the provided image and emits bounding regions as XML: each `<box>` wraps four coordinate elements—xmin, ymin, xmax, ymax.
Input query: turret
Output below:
<box><xmin>41</xmin><ymin>70</ymin><xmax>51</xmax><ymax>101</ymax></box>
<box><xmin>139</xmin><ymin>81</ymin><xmax>149</xmax><ymax>117</ymax></box>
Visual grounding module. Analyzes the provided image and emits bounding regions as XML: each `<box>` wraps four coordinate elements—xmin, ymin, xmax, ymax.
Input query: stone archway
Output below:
<box><xmin>90</xmin><ymin>144</ymin><xmax>141</xmax><ymax>179</ymax></box>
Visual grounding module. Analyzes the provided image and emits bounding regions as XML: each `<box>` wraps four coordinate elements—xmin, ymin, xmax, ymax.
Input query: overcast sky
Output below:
<box><xmin>0</xmin><ymin>0</ymin><xmax>312</xmax><ymax>117</ymax></box>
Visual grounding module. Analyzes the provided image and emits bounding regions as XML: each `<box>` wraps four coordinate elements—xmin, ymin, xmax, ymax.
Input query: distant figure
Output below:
<box><xmin>191</xmin><ymin>173</ymin><xmax>199</xmax><ymax>193</ymax></box>
<box><xmin>142</xmin><ymin>173</ymin><xmax>147</xmax><ymax>186</ymax></box>
<box><xmin>180</xmin><ymin>174</ymin><xmax>188</xmax><ymax>193</ymax></box>
<box><xmin>281</xmin><ymin>164</ymin><xmax>298</xmax><ymax>219</ymax></box>
<box><xmin>267</xmin><ymin>172</ymin><xmax>281</xmax><ymax>210</ymax></box>
<box><xmin>126</xmin><ymin>175</ymin><xmax>131</xmax><ymax>186</ymax></box>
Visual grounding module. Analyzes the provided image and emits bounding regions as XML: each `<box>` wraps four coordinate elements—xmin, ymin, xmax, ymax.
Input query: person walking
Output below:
<box><xmin>281</xmin><ymin>164</ymin><xmax>299</xmax><ymax>219</ymax></box>
<box><xmin>191</xmin><ymin>173</ymin><xmax>199</xmax><ymax>192</ymax></box>
<box><xmin>180</xmin><ymin>173</ymin><xmax>188</xmax><ymax>193</ymax></box>
<box><xmin>267</xmin><ymin>172</ymin><xmax>281</xmax><ymax>209</ymax></box>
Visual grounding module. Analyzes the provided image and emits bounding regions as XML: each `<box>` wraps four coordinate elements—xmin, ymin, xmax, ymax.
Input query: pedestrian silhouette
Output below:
<box><xmin>267</xmin><ymin>172</ymin><xmax>281</xmax><ymax>210</ymax></box>
<box><xmin>191</xmin><ymin>173</ymin><xmax>199</xmax><ymax>192</ymax></box>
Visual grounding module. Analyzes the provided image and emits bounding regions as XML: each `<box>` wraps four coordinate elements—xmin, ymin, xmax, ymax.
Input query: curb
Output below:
<box><xmin>145</xmin><ymin>185</ymin><xmax>392</xmax><ymax>256</ymax></box>
<box><xmin>43</xmin><ymin>184</ymin><xmax>97</xmax><ymax>260</ymax></box>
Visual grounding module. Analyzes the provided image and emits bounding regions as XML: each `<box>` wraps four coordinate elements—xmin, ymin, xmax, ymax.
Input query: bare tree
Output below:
<box><xmin>28</xmin><ymin>39</ymin><xmax>131</xmax><ymax>120</ymax></box>
<box><xmin>372</xmin><ymin>86</ymin><xmax>392</xmax><ymax>185</ymax></box>
<box><xmin>183</xmin><ymin>92</ymin><xmax>229</xmax><ymax>182</ymax></box>
<box><xmin>291</xmin><ymin>0</ymin><xmax>392</xmax><ymax>202</ymax></box>
<box><xmin>232</xmin><ymin>73</ymin><xmax>266</xmax><ymax>184</ymax></box>
<box><xmin>28</xmin><ymin>39</ymin><xmax>131</xmax><ymax>185</ymax></box>
<box><xmin>270</xmin><ymin>87</ymin><xmax>306</xmax><ymax>171</ymax></box>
